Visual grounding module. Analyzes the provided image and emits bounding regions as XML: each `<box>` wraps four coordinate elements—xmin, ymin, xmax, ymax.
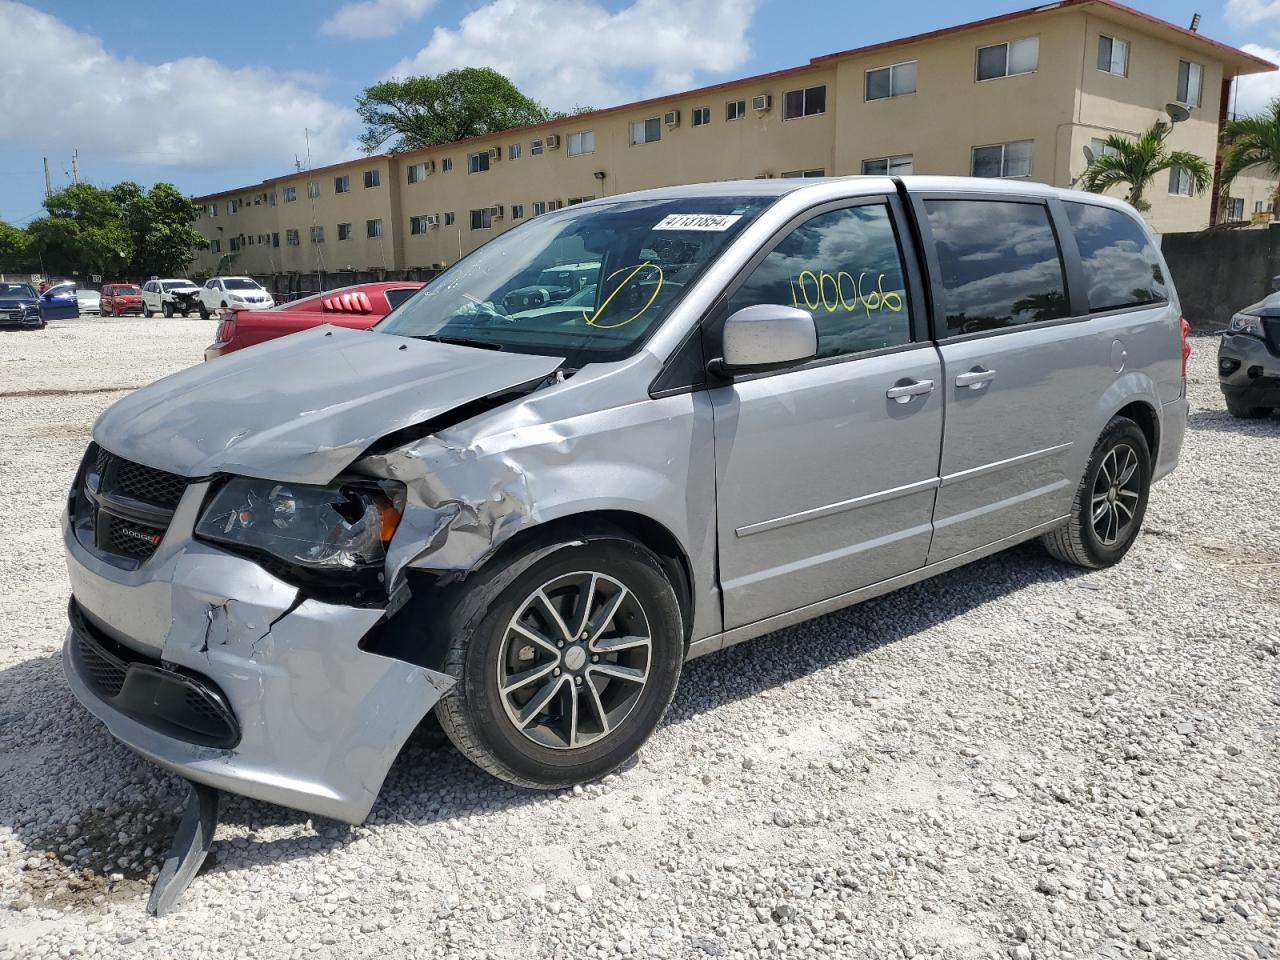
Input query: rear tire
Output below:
<box><xmin>1224</xmin><ymin>394</ymin><xmax>1271</xmax><ymax>419</ymax></box>
<box><xmin>436</xmin><ymin>536</ymin><xmax>684</xmax><ymax>789</ymax></box>
<box><xmin>1042</xmin><ymin>416</ymin><xmax>1151</xmax><ymax>569</ymax></box>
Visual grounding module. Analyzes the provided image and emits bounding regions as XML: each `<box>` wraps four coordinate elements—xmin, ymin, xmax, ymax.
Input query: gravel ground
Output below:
<box><xmin>0</xmin><ymin>319</ymin><xmax>1276</xmax><ymax>960</ymax></box>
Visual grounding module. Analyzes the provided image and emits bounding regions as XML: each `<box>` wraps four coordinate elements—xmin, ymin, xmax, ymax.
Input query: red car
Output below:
<box><xmin>100</xmin><ymin>284</ymin><xmax>144</xmax><ymax>317</ymax></box>
<box><xmin>204</xmin><ymin>281</ymin><xmax>425</xmax><ymax>359</ymax></box>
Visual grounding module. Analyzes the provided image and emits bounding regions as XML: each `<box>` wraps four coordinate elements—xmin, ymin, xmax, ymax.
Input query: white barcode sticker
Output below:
<box><xmin>653</xmin><ymin>213</ymin><xmax>742</xmax><ymax>231</ymax></box>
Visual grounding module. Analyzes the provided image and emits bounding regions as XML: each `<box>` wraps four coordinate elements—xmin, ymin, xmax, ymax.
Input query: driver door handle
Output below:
<box><xmin>955</xmin><ymin>367</ymin><xmax>996</xmax><ymax>389</ymax></box>
<box><xmin>886</xmin><ymin>378</ymin><xmax>935</xmax><ymax>403</ymax></box>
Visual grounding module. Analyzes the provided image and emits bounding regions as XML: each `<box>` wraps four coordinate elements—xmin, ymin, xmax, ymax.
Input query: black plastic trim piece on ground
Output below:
<box><xmin>147</xmin><ymin>780</ymin><xmax>219</xmax><ymax>916</ymax></box>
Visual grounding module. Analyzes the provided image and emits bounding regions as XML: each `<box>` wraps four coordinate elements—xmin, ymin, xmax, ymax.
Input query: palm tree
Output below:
<box><xmin>1219</xmin><ymin>97</ymin><xmax>1280</xmax><ymax>219</ymax></box>
<box><xmin>1080</xmin><ymin>121</ymin><xmax>1211</xmax><ymax>212</ymax></box>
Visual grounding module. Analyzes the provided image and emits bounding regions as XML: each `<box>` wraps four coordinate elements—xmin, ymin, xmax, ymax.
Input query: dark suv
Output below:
<box><xmin>1219</xmin><ymin>282</ymin><xmax>1280</xmax><ymax>418</ymax></box>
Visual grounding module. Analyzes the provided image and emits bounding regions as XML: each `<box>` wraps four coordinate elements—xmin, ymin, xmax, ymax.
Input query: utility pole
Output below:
<box><xmin>71</xmin><ymin>149</ymin><xmax>80</xmax><ymax>185</ymax></box>
<box><xmin>42</xmin><ymin>157</ymin><xmax>52</xmax><ymax>198</ymax></box>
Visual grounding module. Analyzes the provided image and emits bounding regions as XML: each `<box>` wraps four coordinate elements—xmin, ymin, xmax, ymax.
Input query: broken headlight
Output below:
<box><xmin>195</xmin><ymin>478</ymin><xmax>404</xmax><ymax>593</ymax></box>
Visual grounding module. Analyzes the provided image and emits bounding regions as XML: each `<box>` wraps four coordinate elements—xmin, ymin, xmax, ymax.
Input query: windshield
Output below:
<box><xmin>224</xmin><ymin>278</ymin><xmax>260</xmax><ymax>290</ymax></box>
<box><xmin>0</xmin><ymin>283</ymin><xmax>35</xmax><ymax>298</ymax></box>
<box><xmin>377</xmin><ymin>196</ymin><xmax>774</xmax><ymax>365</ymax></box>
<box><xmin>163</xmin><ymin>281</ymin><xmax>195</xmax><ymax>291</ymax></box>
<box><xmin>116</xmin><ymin>286</ymin><xmax>141</xmax><ymax>295</ymax></box>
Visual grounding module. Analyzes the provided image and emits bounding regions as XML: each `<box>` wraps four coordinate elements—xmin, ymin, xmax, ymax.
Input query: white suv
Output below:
<box><xmin>198</xmin><ymin>277</ymin><xmax>275</xmax><ymax>318</ymax></box>
<box><xmin>141</xmin><ymin>279</ymin><xmax>200</xmax><ymax>318</ymax></box>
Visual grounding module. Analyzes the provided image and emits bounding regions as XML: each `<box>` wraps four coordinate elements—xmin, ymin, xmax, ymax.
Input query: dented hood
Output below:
<box><xmin>94</xmin><ymin>326</ymin><xmax>562</xmax><ymax>483</ymax></box>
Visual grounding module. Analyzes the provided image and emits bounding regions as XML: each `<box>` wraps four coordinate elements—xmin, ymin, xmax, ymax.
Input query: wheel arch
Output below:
<box><xmin>1111</xmin><ymin>399</ymin><xmax>1159</xmax><ymax>460</ymax></box>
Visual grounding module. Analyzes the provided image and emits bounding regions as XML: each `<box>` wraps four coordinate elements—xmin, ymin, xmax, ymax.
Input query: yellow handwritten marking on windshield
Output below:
<box><xmin>789</xmin><ymin>270</ymin><xmax>904</xmax><ymax>319</ymax></box>
<box><xmin>583</xmin><ymin>262</ymin><xmax>664</xmax><ymax>329</ymax></box>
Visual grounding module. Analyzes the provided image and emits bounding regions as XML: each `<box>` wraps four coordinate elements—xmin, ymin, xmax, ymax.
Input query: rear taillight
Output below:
<box><xmin>215</xmin><ymin>316</ymin><xmax>236</xmax><ymax>344</ymax></box>
<box><xmin>1180</xmin><ymin>316</ymin><xmax>1191</xmax><ymax>379</ymax></box>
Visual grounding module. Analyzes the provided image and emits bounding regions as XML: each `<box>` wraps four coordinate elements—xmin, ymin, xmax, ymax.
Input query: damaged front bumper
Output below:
<box><xmin>61</xmin><ymin>491</ymin><xmax>453</xmax><ymax>824</ymax></box>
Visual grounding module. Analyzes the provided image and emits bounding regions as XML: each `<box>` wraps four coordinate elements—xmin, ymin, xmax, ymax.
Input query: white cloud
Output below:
<box><xmin>1234</xmin><ymin>44</ymin><xmax>1280</xmax><ymax>115</ymax></box>
<box><xmin>0</xmin><ymin>1</ymin><xmax>357</xmax><ymax>171</ymax></box>
<box><xmin>320</xmin><ymin>0</ymin><xmax>436</xmax><ymax>39</ymax></box>
<box><xmin>389</xmin><ymin>0</ymin><xmax>757</xmax><ymax>109</ymax></box>
<box><xmin>1226</xmin><ymin>0</ymin><xmax>1280</xmax><ymax>27</ymax></box>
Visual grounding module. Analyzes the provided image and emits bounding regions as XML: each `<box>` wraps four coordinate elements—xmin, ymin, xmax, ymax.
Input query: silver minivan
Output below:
<box><xmin>63</xmin><ymin>177</ymin><xmax>1189</xmax><ymax>825</ymax></box>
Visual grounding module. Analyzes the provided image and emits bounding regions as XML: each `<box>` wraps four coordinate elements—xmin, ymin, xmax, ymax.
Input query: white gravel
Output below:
<box><xmin>0</xmin><ymin>320</ymin><xmax>1277</xmax><ymax>960</ymax></box>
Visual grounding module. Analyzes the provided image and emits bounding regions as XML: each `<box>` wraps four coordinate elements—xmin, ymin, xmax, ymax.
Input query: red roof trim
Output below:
<box><xmin>195</xmin><ymin>0</ymin><xmax>1273</xmax><ymax>202</ymax></box>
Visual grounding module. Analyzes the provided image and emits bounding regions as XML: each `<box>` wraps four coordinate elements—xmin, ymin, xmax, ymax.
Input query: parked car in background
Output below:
<box><xmin>1219</xmin><ymin>280</ymin><xmax>1280</xmax><ymax>418</ymax></box>
<box><xmin>198</xmin><ymin>276</ymin><xmax>274</xmax><ymax>318</ymax></box>
<box><xmin>63</xmin><ymin>178</ymin><xmax>1188</xmax><ymax>825</ymax></box>
<box><xmin>0</xmin><ymin>281</ymin><xmax>45</xmax><ymax>328</ymax></box>
<box><xmin>76</xmin><ymin>288</ymin><xmax>101</xmax><ymax>316</ymax></box>
<box><xmin>204</xmin><ymin>281</ymin><xmax>424</xmax><ymax>359</ymax></box>
<box><xmin>39</xmin><ymin>281</ymin><xmax>80</xmax><ymax>321</ymax></box>
<box><xmin>142</xmin><ymin>279</ymin><xmax>201</xmax><ymax>318</ymax></box>
<box><xmin>101</xmin><ymin>284</ymin><xmax>144</xmax><ymax>317</ymax></box>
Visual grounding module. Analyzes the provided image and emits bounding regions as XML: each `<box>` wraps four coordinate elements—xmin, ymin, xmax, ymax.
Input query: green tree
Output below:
<box><xmin>26</xmin><ymin>183</ymin><xmax>130</xmax><ymax>276</ymax></box>
<box><xmin>117</xmin><ymin>182</ymin><xmax>206</xmax><ymax>277</ymax></box>
<box><xmin>356</xmin><ymin>67</ymin><xmax>565</xmax><ymax>153</ymax></box>
<box><xmin>1219</xmin><ymin>97</ymin><xmax>1280</xmax><ymax>219</ymax></box>
<box><xmin>1080</xmin><ymin>121</ymin><xmax>1211</xmax><ymax>212</ymax></box>
<box><xmin>0</xmin><ymin>220</ymin><xmax>33</xmax><ymax>272</ymax></box>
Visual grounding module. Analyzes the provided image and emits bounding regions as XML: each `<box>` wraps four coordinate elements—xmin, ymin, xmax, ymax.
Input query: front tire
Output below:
<box><xmin>198</xmin><ymin>303</ymin><xmax>209</xmax><ymax>320</ymax></box>
<box><xmin>162</xmin><ymin>302</ymin><xmax>173</xmax><ymax>318</ymax></box>
<box><xmin>437</xmin><ymin>536</ymin><xmax>683</xmax><ymax>789</ymax></box>
<box><xmin>143</xmin><ymin>307</ymin><xmax>153</xmax><ymax>318</ymax></box>
<box><xmin>1042</xmin><ymin>416</ymin><xmax>1151</xmax><ymax>569</ymax></box>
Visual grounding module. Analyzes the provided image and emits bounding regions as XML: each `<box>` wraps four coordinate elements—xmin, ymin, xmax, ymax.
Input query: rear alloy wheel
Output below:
<box><xmin>437</xmin><ymin>537</ymin><xmax>683</xmax><ymax>789</ymax></box>
<box><xmin>1042</xmin><ymin>416</ymin><xmax>1151</xmax><ymax>569</ymax></box>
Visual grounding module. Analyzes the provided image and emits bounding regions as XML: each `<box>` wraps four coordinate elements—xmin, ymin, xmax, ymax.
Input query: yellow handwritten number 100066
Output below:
<box><xmin>789</xmin><ymin>270</ymin><xmax>904</xmax><ymax>319</ymax></box>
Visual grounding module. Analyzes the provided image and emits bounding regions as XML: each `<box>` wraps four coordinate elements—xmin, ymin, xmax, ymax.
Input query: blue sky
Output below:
<box><xmin>1</xmin><ymin>0</ymin><xmax>1278</xmax><ymax>225</ymax></box>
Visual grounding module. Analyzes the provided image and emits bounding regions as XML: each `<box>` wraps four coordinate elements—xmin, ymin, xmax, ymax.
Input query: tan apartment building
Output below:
<box><xmin>190</xmin><ymin>0</ymin><xmax>1274</xmax><ymax>278</ymax></box>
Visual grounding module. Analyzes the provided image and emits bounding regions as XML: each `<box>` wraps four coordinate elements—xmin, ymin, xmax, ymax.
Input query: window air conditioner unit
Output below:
<box><xmin>424</xmin><ymin>160</ymin><xmax>435</xmax><ymax>173</ymax></box>
<box><xmin>425</xmin><ymin>214</ymin><xmax>439</xmax><ymax>226</ymax></box>
<box><xmin>546</xmin><ymin>135</ymin><xmax>561</xmax><ymax>149</ymax></box>
<box><xmin>755</xmin><ymin>171</ymin><xmax>774</xmax><ymax>179</ymax></box>
<box><xmin>664</xmin><ymin>109</ymin><xmax>680</xmax><ymax>127</ymax></box>
<box><xmin>489</xmin><ymin>205</ymin><xmax>504</xmax><ymax>218</ymax></box>
<box><xmin>751</xmin><ymin>94</ymin><xmax>772</xmax><ymax>112</ymax></box>
<box><xmin>488</xmin><ymin>147</ymin><xmax>501</xmax><ymax>160</ymax></box>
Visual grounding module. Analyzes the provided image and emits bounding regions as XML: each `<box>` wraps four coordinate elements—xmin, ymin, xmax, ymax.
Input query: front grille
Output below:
<box><xmin>68</xmin><ymin>601</ymin><xmax>240</xmax><ymax>749</ymax></box>
<box><xmin>73</xmin><ymin>443</ymin><xmax>191</xmax><ymax>566</ymax></box>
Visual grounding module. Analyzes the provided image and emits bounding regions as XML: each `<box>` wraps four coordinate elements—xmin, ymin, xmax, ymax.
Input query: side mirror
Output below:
<box><xmin>719</xmin><ymin>304</ymin><xmax>818</xmax><ymax>373</ymax></box>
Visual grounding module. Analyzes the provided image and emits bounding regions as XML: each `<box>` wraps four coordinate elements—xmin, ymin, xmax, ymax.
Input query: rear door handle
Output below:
<box><xmin>955</xmin><ymin>367</ymin><xmax>996</xmax><ymax>389</ymax></box>
<box><xmin>886</xmin><ymin>378</ymin><xmax>935</xmax><ymax>404</ymax></box>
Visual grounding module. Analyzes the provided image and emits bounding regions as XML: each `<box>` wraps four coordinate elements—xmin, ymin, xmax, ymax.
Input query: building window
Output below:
<box><xmin>409</xmin><ymin>215</ymin><xmax>431</xmax><ymax>234</ymax></box>
<box><xmin>1177</xmin><ymin>59</ymin><xmax>1202</xmax><ymax>107</ymax></box>
<box><xmin>335</xmin><ymin>175</ymin><xmax>350</xmax><ymax>193</ymax></box>
<box><xmin>692</xmin><ymin>106</ymin><xmax>711</xmax><ymax>127</ymax></box>
<box><xmin>440</xmin><ymin>157</ymin><xmax>453</xmax><ymax>172</ymax></box>
<box><xmin>726</xmin><ymin>99</ymin><xmax>746</xmax><ymax>121</ymax></box>
<box><xmin>363</xmin><ymin>169</ymin><xmax>381</xmax><ymax>188</ymax></box>
<box><xmin>247</xmin><ymin>236</ymin><xmax>254</xmax><ymax>246</ymax></box>
<box><xmin>407</xmin><ymin>162</ymin><xmax>426</xmax><ymax>183</ymax></box>
<box><xmin>1258</xmin><ymin>201</ymin><xmax>1268</xmax><ymax>214</ymax></box>
<box><xmin>1097</xmin><ymin>35</ymin><xmax>1129</xmax><ymax>76</ymax></box>
<box><xmin>470</xmin><ymin>208</ymin><xmax>493</xmax><ymax>230</ymax></box>
<box><xmin>532</xmin><ymin>201</ymin><xmax>547</xmax><ymax>216</ymax></box>
<box><xmin>512</xmin><ymin>204</ymin><xmax>525</xmax><ymax>219</ymax></box>
<box><xmin>976</xmin><ymin>37</ymin><xmax>1039</xmax><ymax>81</ymax></box>
<box><xmin>568</xmin><ymin>196</ymin><xmax>593</xmax><ymax>204</ymax></box>
<box><xmin>1088</xmin><ymin>137</ymin><xmax>1120</xmax><ymax>160</ymax></box>
<box><xmin>972</xmin><ymin>140</ymin><xmax>1033</xmax><ymax>178</ymax></box>
<box><xmin>337</xmin><ymin>222</ymin><xmax>352</xmax><ymax>240</ymax></box>
<box><xmin>210</xmin><ymin>239</ymin><xmax>221</xmax><ymax>253</ymax></box>
<box><xmin>282</xmin><ymin>187</ymin><xmax>295</xmax><ymax>203</ymax></box>
<box><xmin>307</xmin><ymin>181</ymin><xmax>320</xmax><ymax>198</ymax></box>
<box><xmin>509</xmin><ymin>143</ymin><xmax>521</xmax><ymax>160</ymax></box>
<box><xmin>444</xmin><ymin>212</ymin><xmax>455</xmax><ymax>226</ymax></box>
<box><xmin>229</xmin><ymin>199</ymin><xmax>240</xmax><ymax>213</ymax></box>
<box><xmin>865</xmin><ymin>61</ymin><xmax>917</xmax><ymax>101</ymax></box>
<box><xmin>1225</xmin><ymin>197</ymin><xmax>1245</xmax><ymax>221</ymax></box>
<box><xmin>268</xmin><ymin>191</ymin><xmax>277</xmax><ymax>207</ymax></box>
<box><xmin>530</xmin><ymin>139</ymin><xmax>544</xmax><ymax>156</ymax></box>
<box><xmin>781</xmin><ymin>169</ymin><xmax>825</xmax><ymax>178</ymax></box>
<box><xmin>272</xmin><ymin>232</ymin><xmax>280</xmax><ymax>247</ymax></box>
<box><xmin>310</xmin><ymin>225</ymin><xmax>324</xmax><ymax>243</ymax></box>
<box><xmin>783</xmin><ymin>85</ymin><xmax>826</xmax><ymax>119</ymax></box>
<box><xmin>630</xmin><ymin>118</ymin><xmax>661</xmax><ymax>145</ymax></box>
<box><xmin>229</xmin><ymin>237</ymin><xmax>241</xmax><ymax>252</ymax></box>
<box><xmin>469</xmin><ymin>151</ymin><xmax>491</xmax><ymax>174</ymax></box>
<box><xmin>286</xmin><ymin>229</ymin><xmax>300</xmax><ymax>246</ymax></box>
<box><xmin>1168</xmin><ymin>167</ymin><xmax>1194</xmax><ymax>196</ymax></box>
<box><xmin>367</xmin><ymin>218</ymin><xmax>384</xmax><ymax>237</ymax></box>
<box><xmin>567</xmin><ymin>130</ymin><xmax>595</xmax><ymax>156</ymax></box>
<box><xmin>862</xmin><ymin>155</ymin><xmax>914</xmax><ymax>175</ymax></box>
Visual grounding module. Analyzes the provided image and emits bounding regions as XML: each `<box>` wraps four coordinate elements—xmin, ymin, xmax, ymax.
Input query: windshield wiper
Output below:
<box><xmin>413</xmin><ymin>335</ymin><xmax>504</xmax><ymax>351</ymax></box>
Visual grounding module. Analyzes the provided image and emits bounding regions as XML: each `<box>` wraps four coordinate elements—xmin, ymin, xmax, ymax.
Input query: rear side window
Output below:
<box><xmin>728</xmin><ymin>203</ymin><xmax>912</xmax><ymax>359</ymax></box>
<box><xmin>385</xmin><ymin>288</ymin><xmax>419</xmax><ymax>310</ymax></box>
<box><xmin>1064</xmin><ymin>201</ymin><xmax>1168</xmax><ymax>312</ymax></box>
<box><xmin>924</xmin><ymin>199</ymin><xmax>1068</xmax><ymax>335</ymax></box>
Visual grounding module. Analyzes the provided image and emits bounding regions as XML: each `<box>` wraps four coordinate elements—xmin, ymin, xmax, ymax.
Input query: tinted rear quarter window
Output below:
<box><xmin>385</xmin><ymin>288</ymin><xmax>419</xmax><ymax>310</ymax></box>
<box><xmin>1064</xmin><ymin>201</ymin><xmax>1168</xmax><ymax>312</ymax></box>
<box><xmin>925</xmin><ymin>199</ymin><xmax>1068</xmax><ymax>335</ymax></box>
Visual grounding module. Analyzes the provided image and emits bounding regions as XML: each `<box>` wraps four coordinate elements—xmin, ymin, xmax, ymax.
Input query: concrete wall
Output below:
<box><xmin>1162</xmin><ymin>223</ymin><xmax>1280</xmax><ymax>329</ymax></box>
